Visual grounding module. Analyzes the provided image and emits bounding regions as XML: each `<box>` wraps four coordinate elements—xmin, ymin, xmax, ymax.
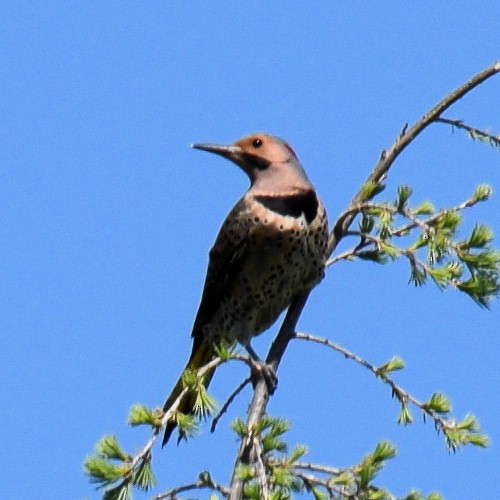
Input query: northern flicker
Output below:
<box><xmin>162</xmin><ymin>133</ymin><xmax>328</xmax><ymax>445</ymax></box>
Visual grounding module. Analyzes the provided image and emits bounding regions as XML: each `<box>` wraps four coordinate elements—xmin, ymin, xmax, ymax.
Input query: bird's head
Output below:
<box><xmin>192</xmin><ymin>133</ymin><xmax>312</xmax><ymax>194</ymax></box>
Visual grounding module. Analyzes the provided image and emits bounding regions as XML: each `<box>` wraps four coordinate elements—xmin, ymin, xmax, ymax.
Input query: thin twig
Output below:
<box><xmin>326</xmin><ymin>246</ymin><xmax>362</xmax><ymax>265</ymax></box>
<box><xmin>254</xmin><ymin>438</ymin><xmax>270</xmax><ymax>500</ymax></box>
<box><xmin>293</xmin><ymin>470</ymin><xmax>346</xmax><ymax>498</ymax></box>
<box><xmin>326</xmin><ymin>193</ymin><xmax>485</xmax><ymax>268</ymax></box>
<box><xmin>153</xmin><ymin>478</ymin><xmax>230</xmax><ymax>500</ymax></box>
<box><xmin>294</xmin><ymin>332</ymin><xmax>459</xmax><ymax>437</ymax></box>
<box><xmin>291</xmin><ymin>461</ymin><xmax>343</xmax><ymax>476</ymax></box>
<box><xmin>392</xmin><ymin>195</ymin><xmax>480</xmax><ymax>237</ymax></box>
<box><xmin>211</xmin><ymin>377</ymin><xmax>251</xmax><ymax>433</ymax></box>
<box><xmin>211</xmin><ymin>352</ymin><xmax>278</xmax><ymax>432</ymax></box>
<box><xmin>437</xmin><ymin>117</ymin><xmax>500</xmax><ymax>147</ymax></box>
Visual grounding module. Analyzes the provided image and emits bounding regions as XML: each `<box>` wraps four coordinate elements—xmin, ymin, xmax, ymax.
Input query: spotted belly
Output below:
<box><xmin>206</xmin><ymin>211</ymin><xmax>328</xmax><ymax>346</ymax></box>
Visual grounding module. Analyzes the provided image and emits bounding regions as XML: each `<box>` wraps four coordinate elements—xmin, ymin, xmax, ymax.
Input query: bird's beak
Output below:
<box><xmin>191</xmin><ymin>143</ymin><xmax>243</xmax><ymax>161</ymax></box>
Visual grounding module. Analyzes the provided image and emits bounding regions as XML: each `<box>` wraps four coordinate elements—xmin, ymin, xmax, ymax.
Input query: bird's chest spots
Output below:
<box><xmin>226</xmin><ymin>226</ymin><xmax>324</xmax><ymax>334</ymax></box>
<box><xmin>207</xmin><ymin>203</ymin><xmax>328</xmax><ymax>345</ymax></box>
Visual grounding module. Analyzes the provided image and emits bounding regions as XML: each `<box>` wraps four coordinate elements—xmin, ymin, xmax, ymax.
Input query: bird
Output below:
<box><xmin>162</xmin><ymin>133</ymin><xmax>328</xmax><ymax>446</ymax></box>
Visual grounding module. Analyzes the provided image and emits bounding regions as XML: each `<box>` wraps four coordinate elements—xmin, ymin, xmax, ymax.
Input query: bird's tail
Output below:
<box><xmin>162</xmin><ymin>339</ymin><xmax>216</xmax><ymax>446</ymax></box>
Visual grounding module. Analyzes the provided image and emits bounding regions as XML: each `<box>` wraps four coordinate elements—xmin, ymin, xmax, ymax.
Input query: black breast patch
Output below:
<box><xmin>255</xmin><ymin>190</ymin><xmax>319</xmax><ymax>223</ymax></box>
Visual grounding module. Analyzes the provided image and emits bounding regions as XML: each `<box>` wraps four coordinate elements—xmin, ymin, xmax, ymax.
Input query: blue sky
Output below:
<box><xmin>1</xmin><ymin>3</ymin><xmax>499</xmax><ymax>499</ymax></box>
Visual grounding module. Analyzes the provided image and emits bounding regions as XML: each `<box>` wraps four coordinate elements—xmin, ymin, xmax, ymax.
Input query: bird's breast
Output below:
<box><xmin>208</xmin><ymin>200</ymin><xmax>328</xmax><ymax>346</ymax></box>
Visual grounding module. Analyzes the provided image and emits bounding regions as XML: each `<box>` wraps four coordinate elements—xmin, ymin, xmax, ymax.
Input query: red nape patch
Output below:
<box><xmin>284</xmin><ymin>143</ymin><xmax>297</xmax><ymax>158</ymax></box>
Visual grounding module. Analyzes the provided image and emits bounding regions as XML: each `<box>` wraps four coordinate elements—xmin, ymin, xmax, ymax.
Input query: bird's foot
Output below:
<box><xmin>245</xmin><ymin>344</ymin><xmax>278</xmax><ymax>394</ymax></box>
<box><xmin>251</xmin><ymin>360</ymin><xmax>278</xmax><ymax>394</ymax></box>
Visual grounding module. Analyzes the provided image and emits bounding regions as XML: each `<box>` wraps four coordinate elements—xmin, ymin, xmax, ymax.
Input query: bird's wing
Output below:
<box><xmin>163</xmin><ymin>199</ymin><xmax>252</xmax><ymax>446</ymax></box>
<box><xmin>189</xmin><ymin>198</ymin><xmax>251</xmax><ymax>355</ymax></box>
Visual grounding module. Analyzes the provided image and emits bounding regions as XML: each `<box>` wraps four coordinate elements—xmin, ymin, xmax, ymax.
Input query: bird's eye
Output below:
<box><xmin>252</xmin><ymin>138</ymin><xmax>263</xmax><ymax>148</ymax></box>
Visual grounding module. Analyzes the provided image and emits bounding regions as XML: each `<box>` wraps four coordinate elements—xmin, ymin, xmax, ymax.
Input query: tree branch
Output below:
<box><xmin>330</xmin><ymin>61</ymin><xmax>500</xmax><ymax>254</ymax></box>
<box><xmin>228</xmin><ymin>292</ymin><xmax>310</xmax><ymax>499</ymax></box>
<box><xmin>437</xmin><ymin>117</ymin><xmax>500</xmax><ymax>147</ymax></box>
<box><xmin>294</xmin><ymin>332</ymin><xmax>488</xmax><ymax>450</ymax></box>
<box><xmin>211</xmin><ymin>377</ymin><xmax>251</xmax><ymax>433</ymax></box>
<box><xmin>153</xmin><ymin>477</ymin><xmax>229</xmax><ymax>500</ymax></box>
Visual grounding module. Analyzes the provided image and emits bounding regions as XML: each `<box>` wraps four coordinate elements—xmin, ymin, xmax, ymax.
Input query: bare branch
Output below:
<box><xmin>294</xmin><ymin>470</ymin><xmax>345</xmax><ymax>498</ymax></box>
<box><xmin>211</xmin><ymin>377</ymin><xmax>251</xmax><ymax>433</ymax></box>
<box><xmin>294</xmin><ymin>332</ymin><xmax>466</xmax><ymax>440</ymax></box>
<box><xmin>254</xmin><ymin>438</ymin><xmax>270</xmax><ymax>500</ymax></box>
<box><xmin>437</xmin><ymin>117</ymin><xmax>500</xmax><ymax>147</ymax></box>
<box><xmin>291</xmin><ymin>461</ymin><xmax>343</xmax><ymax>476</ymax></box>
<box><xmin>153</xmin><ymin>478</ymin><xmax>230</xmax><ymax>500</ymax></box>
<box><xmin>326</xmin><ymin>246</ymin><xmax>362</xmax><ymax>266</ymax></box>
<box><xmin>392</xmin><ymin>194</ymin><xmax>482</xmax><ymax>237</ymax></box>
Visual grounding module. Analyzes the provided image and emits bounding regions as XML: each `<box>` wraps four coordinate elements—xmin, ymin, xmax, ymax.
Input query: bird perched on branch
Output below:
<box><xmin>162</xmin><ymin>133</ymin><xmax>328</xmax><ymax>446</ymax></box>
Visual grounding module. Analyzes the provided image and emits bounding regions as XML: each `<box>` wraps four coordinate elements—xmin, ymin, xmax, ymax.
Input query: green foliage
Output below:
<box><xmin>412</xmin><ymin>200</ymin><xmax>435</xmax><ymax>216</ymax></box>
<box><xmin>309</xmin><ymin>486</ymin><xmax>328</xmax><ymax>500</ymax></box>
<box><xmin>403</xmin><ymin>491</ymin><xmax>443</xmax><ymax>500</ymax></box>
<box><xmin>128</xmin><ymin>404</ymin><xmax>161</xmax><ymax>427</ymax></box>
<box><xmin>464</xmin><ymin>223</ymin><xmax>494</xmax><ymax>248</ymax></box>
<box><xmin>338</xmin><ymin>183</ymin><xmax>500</xmax><ymax>308</ymax></box>
<box><xmin>286</xmin><ymin>444</ymin><xmax>308</xmax><ymax>464</ymax></box>
<box><xmin>372</xmin><ymin>441</ymin><xmax>397</xmax><ymax>462</ymax></box>
<box><xmin>84</xmin><ymin>362</ymin><xmax>489</xmax><ymax>499</ymax></box>
<box><xmin>85</xmin><ymin>455</ymin><xmax>128</xmax><ymax>486</ymax></box>
<box><xmin>176</xmin><ymin>412</ymin><xmax>199</xmax><ymax>440</ymax></box>
<box><xmin>426</xmin><ymin>262</ymin><xmax>462</xmax><ymax>288</ymax></box>
<box><xmin>229</xmin><ymin>416</ymin><xmax>439</xmax><ymax>500</ymax></box>
<box><xmin>96</xmin><ymin>435</ymin><xmax>130</xmax><ymax>462</ymax></box>
<box><xmin>467</xmin><ymin>127</ymin><xmax>500</xmax><ymax>147</ymax></box>
<box><xmin>133</xmin><ymin>459</ymin><xmax>156</xmax><ymax>491</ymax></box>
<box><xmin>408</xmin><ymin>258</ymin><xmax>427</xmax><ymax>287</ymax></box>
<box><xmin>257</xmin><ymin>416</ymin><xmax>290</xmax><ymax>454</ymax></box>
<box><xmin>213</xmin><ymin>338</ymin><xmax>236</xmax><ymax>360</ymax></box>
<box><xmin>398</xmin><ymin>402</ymin><xmax>413</xmax><ymax>426</ymax></box>
<box><xmin>422</xmin><ymin>393</ymin><xmax>451</xmax><ymax>414</ymax></box>
<box><xmin>457</xmin><ymin>272</ymin><xmax>499</xmax><ymax>308</ymax></box>
<box><xmin>235</xmin><ymin>463</ymin><xmax>255</xmax><ymax>482</ymax></box>
<box><xmin>231</xmin><ymin>417</ymin><xmax>249</xmax><ymax>437</ymax></box>
<box><xmin>378</xmin><ymin>239</ymin><xmax>399</xmax><ymax>259</ymax></box>
<box><xmin>180</xmin><ymin>368</ymin><xmax>218</xmax><ymax>420</ymax></box>
<box><xmin>361</xmin><ymin>180</ymin><xmax>386</xmax><ymax>200</ymax></box>
<box><xmin>193</xmin><ymin>384</ymin><xmax>218</xmax><ymax>419</ymax></box>
<box><xmin>472</xmin><ymin>183</ymin><xmax>492</xmax><ymax>202</ymax></box>
<box><xmin>377</xmin><ymin>208</ymin><xmax>394</xmax><ymax>240</ymax></box>
<box><xmin>180</xmin><ymin>367</ymin><xmax>198</xmax><ymax>388</ymax></box>
<box><xmin>376</xmin><ymin>356</ymin><xmax>405</xmax><ymax>378</ymax></box>
<box><xmin>103</xmin><ymin>483</ymin><xmax>132</xmax><ymax>500</ymax></box>
<box><xmin>236</xmin><ymin>417</ymin><xmax>308</xmax><ymax>498</ymax></box>
<box><xmin>412</xmin><ymin>393</ymin><xmax>488</xmax><ymax>452</ymax></box>
<box><xmin>443</xmin><ymin>414</ymin><xmax>489</xmax><ymax>452</ymax></box>
<box><xmin>396</xmin><ymin>185</ymin><xmax>413</xmax><ymax>211</ymax></box>
<box><xmin>360</xmin><ymin>213</ymin><xmax>376</xmax><ymax>233</ymax></box>
<box><xmin>354</xmin><ymin>441</ymin><xmax>397</xmax><ymax>495</ymax></box>
<box><xmin>84</xmin><ymin>432</ymin><xmax>156</xmax><ymax>498</ymax></box>
<box><xmin>357</xmin><ymin>249</ymin><xmax>391</xmax><ymax>264</ymax></box>
<box><xmin>375</xmin><ymin>361</ymin><xmax>490</xmax><ymax>453</ymax></box>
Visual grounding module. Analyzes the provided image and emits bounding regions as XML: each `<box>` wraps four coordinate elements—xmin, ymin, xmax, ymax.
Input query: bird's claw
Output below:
<box><xmin>250</xmin><ymin>360</ymin><xmax>278</xmax><ymax>394</ymax></box>
<box><xmin>245</xmin><ymin>344</ymin><xmax>278</xmax><ymax>394</ymax></box>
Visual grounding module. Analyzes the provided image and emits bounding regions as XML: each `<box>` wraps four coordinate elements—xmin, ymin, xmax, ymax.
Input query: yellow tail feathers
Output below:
<box><xmin>162</xmin><ymin>340</ymin><xmax>216</xmax><ymax>446</ymax></box>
